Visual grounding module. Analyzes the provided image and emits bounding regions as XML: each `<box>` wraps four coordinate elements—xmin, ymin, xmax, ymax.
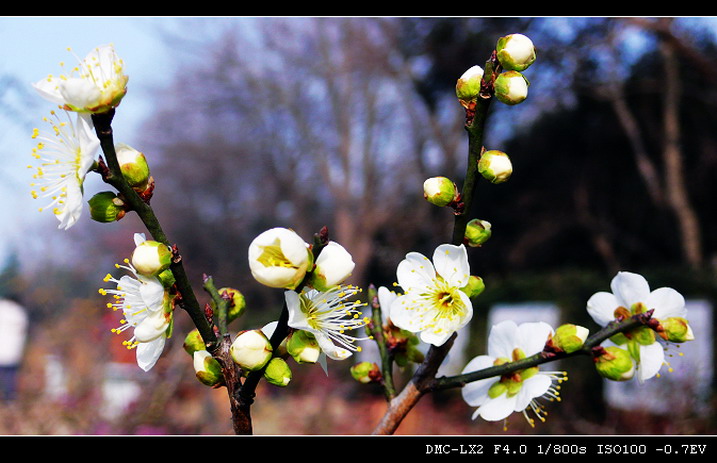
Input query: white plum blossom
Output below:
<box><xmin>461</xmin><ymin>320</ymin><xmax>567</xmax><ymax>427</ymax></box>
<box><xmin>33</xmin><ymin>44</ymin><xmax>128</xmax><ymax>114</ymax></box>
<box><xmin>101</xmin><ymin>234</ymin><xmax>174</xmax><ymax>372</ymax></box>
<box><xmin>285</xmin><ymin>285</ymin><xmax>370</xmax><ymax>361</ymax></box>
<box><xmin>389</xmin><ymin>244</ymin><xmax>473</xmax><ymax>346</ymax></box>
<box><xmin>586</xmin><ymin>271</ymin><xmax>690</xmax><ymax>382</ymax></box>
<box><xmin>248</xmin><ymin>227</ymin><xmax>312</xmax><ymax>290</ymax></box>
<box><xmin>29</xmin><ymin>110</ymin><xmax>99</xmax><ymax>230</ymax></box>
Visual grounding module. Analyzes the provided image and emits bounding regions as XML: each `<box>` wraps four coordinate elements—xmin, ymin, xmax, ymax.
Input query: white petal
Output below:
<box><xmin>586</xmin><ymin>291</ymin><xmax>621</xmax><ymax>327</ymax></box>
<box><xmin>516</xmin><ymin>322</ymin><xmax>553</xmax><ymax>356</ymax></box>
<box><xmin>611</xmin><ymin>271</ymin><xmax>650</xmax><ymax>307</ymax></box>
<box><xmin>136</xmin><ymin>336</ymin><xmax>166</xmax><ymax>371</ymax></box>
<box><xmin>139</xmin><ymin>278</ymin><xmax>165</xmax><ymax>312</ymax></box>
<box><xmin>396</xmin><ymin>252</ymin><xmax>435</xmax><ymax>291</ymax></box>
<box><xmin>56</xmin><ymin>182</ymin><xmax>84</xmax><ymax>230</ymax></box>
<box><xmin>432</xmin><ymin>244</ymin><xmax>470</xmax><ymax>288</ymax></box>
<box><xmin>637</xmin><ymin>342</ymin><xmax>665</xmax><ymax>382</ymax></box>
<box><xmin>647</xmin><ymin>287</ymin><xmax>686</xmax><ymax>319</ymax></box>
<box><xmin>419</xmin><ymin>327</ymin><xmax>454</xmax><ymax>347</ymax></box>
<box><xmin>478</xmin><ymin>393</ymin><xmax>517</xmax><ymax>421</ymax></box>
<box><xmin>315</xmin><ymin>242</ymin><xmax>355</xmax><ymax>287</ymax></box>
<box><xmin>261</xmin><ymin>321</ymin><xmax>278</xmax><ymax>338</ymax></box>
<box><xmin>388</xmin><ymin>293</ymin><xmax>428</xmax><ymax>333</ymax></box>
<box><xmin>133</xmin><ymin>310</ymin><xmax>169</xmax><ymax>343</ymax></box>
<box><xmin>285</xmin><ymin>290</ymin><xmax>310</xmax><ymax>331</ymax></box>
<box><xmin>58</xmin><ymin>77</ymin><xmax>102</xmax><ymax>109</ymax></box>
<box><xmin>460</xmin><ymin>356</ymin><xmax>496</xmax><ymax>406</ymax></box>
<box><xmin>32</xmin><ymin>77</ymin><xmax>65</xmax><ymax>104</ymax></box>
<box><xmin>377</xmin><ymin>286</ymin><xmax>398</xmax><ymax>324</ymax></box>
<box><xmin>487</xmin><ymin>320</ymin><xmax>519</xmax><ymax>359</ymax></box>
<box><xmin>315</xmin><ymin>332</ymin><xmax>351</xmax><ymax>360</ymax></box>
<box><xmin>514</xmin><ymin>374</ymin><xmax>551</xmax><ymax>411</ymax></box>
<box><xmin>133</xmin><ymin>233</ymin><xmax>147</xmax><ymax>246</ymax></box>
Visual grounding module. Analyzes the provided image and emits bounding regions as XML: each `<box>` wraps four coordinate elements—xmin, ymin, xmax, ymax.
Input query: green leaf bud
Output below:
<box><xmin>460</xmin><ymin>275</ymin><xmax>485</xmax><ymax>299</ymax></box>
<box><xmin>131</xmin><ymin>240</ymin><xmax>173</xmax><ymax>278</ymax></box>
<box><xmin>88</xmin><ymin>191</ymin><xmax>126</xmax><ymax>223</ymax></box>
<box><xmin>455</xmin><ymin>65</ymin><xmax>484</xmax><ymax>104</ymax></box>
<box><xmin>496</xmin><ymin>33</ymin><xmax>536</xmax><ymax>72</ymax></box>
<box><xmin>263</xmin><ymin>357</ymin><xmax>292</xmax><ymax>387</ymax></box>
<box><xmin>478</xmin><ymin>150</ymin><xmax>512</xmax><ymax>184</ymax></box>
<box><xmin>494</xmin><ymin>70</ymin><xmax>529</xmax><ymax>105</ymax></box>
<box><xmin>350</xmin><ymin>361</ymin><xmax>382</xmax><ymax>384</ymax></box>
<box><xmin>218</xmin><ymin>287</ymin><xmax>247</xmax><ymax>322</ymax></box>
<box><xmin>464</xmin><ymin>218</ymin><xmax>492</xmax><ymax>247</ymax></box>
<box><xmin>230</xmin><ymin>329</ymin><xmax>273</xmax><ymax>371</ymax></box>
<box><xmin>550</xmin><ymin>324</ymin><xmax>589</xmax><ymax>354</ymax></box>
<box><xmin>193</xmin><ymin>350</ymin><xmax>223</xmax><ymax>387</ymax></box>
<box><xmin>183</xmin><ymin>328</ymin><xmax>205</xmax><ymax>356</ymax></box>
<box><xmin>660</xmin><ymin>317</ymin><xmax>694</xmax><ymax>343</ymax></box>
<box><xmin>594</xmin><ymin>346</ymin><xmax>635</xmax><ymax>381</ymax></box>
<box><xmin>423</xmin><ymin>176</ymin><xmax>458</xmax><ymax>207</ymax></box>
<box><xmin>286</xmin><ymin>329</ymin><xmax>321</xmax><ymax>364</ymax></box>
<box><xmin>115</xmin><ymin>143</ymin><xmax>151</xmax><ymax>191</ymax></box>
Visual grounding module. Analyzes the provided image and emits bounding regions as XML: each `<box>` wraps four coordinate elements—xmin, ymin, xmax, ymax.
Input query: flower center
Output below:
<box><xmin>257</xmin><ymin>240</ymin><xmax>297</xmax><ymax>269</ymax></box>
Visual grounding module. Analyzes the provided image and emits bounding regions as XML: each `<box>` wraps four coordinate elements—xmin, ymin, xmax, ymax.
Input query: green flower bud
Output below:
<box><xmin>496</xmin><ymin>34</ymin><xmax>536</xmax><ymax>72</ymax></box>
<box><xmin>423</xmin><ymin>176</ymin><xmax>458</xmax><ymax>207</ymax></box>
<box><xmin>478</xmin><ymin>150</ymin><xmax>512</xmax><ymax>184</ymax></box>
<box><xmin>460</xmin><ymin>275</ymin><xmax>485</xmax><ymax>299</ymax></box>
<box><xmin>550</xmin><ymin>324</ymin><xmax>589</xmax><ymax>354</ymax></box>
<box><xmin>464</xmin><ymin>219</ymin><xmax>492</xmax><ymax>247</ymax></box>
<box><xmin>263</xmin><ymin>357</ymin><xmax>292</xmax><ymax>387</ymax></box>
<box><xmin>131</xmin><ymin>240</ymin><xmax>173</xmax><ymax>278</ymax></box>
<box><xmin>350</xmin><ymin>361</ymin><xmax>382</xmax><ymax>384</ymax></box>
<box><xmin>660</xmin><ymin>317</ymin><xmax>694</xmax><ymax>343</ymax></box>
<box><xmin>193</xmin><ymin>350</ymin><xmax>223</xmax><ymax>387</ymax></box>
<box><xmin>286</xmin><ymin>330</ymin><xmax>321</xmax><ymax>364</ymax></box>
<box><xmin>183</xmin><ymin>328</ymin><xmax>205</xmax><ymax>356</ymax></box>
<box><xmin>115</xmin><ymin>143</ymin><xmax>151</xmax><ymax>191</ymax></box>
<box><xmin>88</xmin><ymin>191</ymin><xmax>126</xmax><ymax>223</ymax></box>
<box><xmin>455</xmin><ymin>65</ymin><xmax>485</xmax><ymax>104</ymax></box>
<box><xmin>594</xmin><ymin>346</ymin><xmax>635</xmax><ymax>381</ymax></box>
<box><xmin>218</xmin><ymin>287</ymin><xmax>247</xmax><ymax>322</ymax></box>
<box><xmin>494</xmin><ymin>70</ymin><xmax>529</xmax><ymax>105</ymax></box>
<box><xmin>230</xmin><ymin>329</ymin><xmax>273</xmax><ymax>371</ymax></box>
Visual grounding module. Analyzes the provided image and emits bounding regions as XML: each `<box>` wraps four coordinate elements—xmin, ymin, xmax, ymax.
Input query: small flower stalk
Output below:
<box><xmin>248</xmin><ymin>227</ymin><xmax>313</xmax><ymax>290</ymax></box>
<box><xmin>33</xmin><ymin>44</ymin><xmax>128</xmax><ymax>114</ymax></box>
<box><xmin>423</xmin><ymin>176</ymin><xmax>458</xmax><ymax>208</ymax></box>
<box><xmin>496</xmin><ymin>34</ymin><xmax>537</xmax><ymax>72</ymax></box>
<box><xmin>478</xmin><ymin>150</ymin><xmax>512</xmax><ymax>184</ymax></box>
<box><xmin>230</xmin><ymin>329</ymin><xmax>274</xmax><ymax>372</ymax></box>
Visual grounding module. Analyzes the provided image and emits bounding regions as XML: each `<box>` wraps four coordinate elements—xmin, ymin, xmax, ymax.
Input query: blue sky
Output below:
<box><xmin>0</xmin><ymin>17</ymin><xmax>178</xmax><ymax>266</ymax></box>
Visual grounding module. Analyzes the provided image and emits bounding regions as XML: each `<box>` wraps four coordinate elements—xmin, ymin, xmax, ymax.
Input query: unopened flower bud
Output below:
<box><xmin>248</xmin><ymin>227</ymin><xmax>313</xmax><ymax>290</ymax></box>
<box><xmin>594</xmin><ymin>346</ymin><xmax>635</xmax><ymax>381</ymax></box>
<box><xmin>350</xmin><ymin>361</ymin><xmax>382</xmax><ymax>384</ymax></box>
<box><xmin>550</xmin><ymin>324</ymin><xmax>589</xmax><ymax>354</ymax></box>
<box><xmin>455</xmin><ymin>65</ymin><xmax>484</xmax><ymax>104</ymax></box>
<box><xmin>88</xmin><ymin>191</ymin><xmax>126</xmax><ymax>223</ymax></box>
<box><xmin>115</xmin><ymin>143</ymin><xmax>151</xmax><ymax>191</ymax></box>
<box><xmin>496</xmin><ymin>34</ymin><xmax>536</xmax><ymax>72</ymax></box>
<box><xmin>660</xmin><ymin>317</ymin><xmax>694</xmax><ymax>343</ymax></box>
<box><xmin>193</xmin><ymin>350</ymin><xmax>223</xmax><ymax>386</ymax></box>
<box><xmin>423</xmin><ymin>176</ymin><xmax>458</xmax><ymax>208</ymax></box>
<box><xmin>219</xmin><ymin>287</ymin><xmax>247</xmax><ymax>322</ymax></box>
<box><xmin>286</xmin><ymin>329</ymin><xmax>321</xmax><ymax>364</ymax></box>
<box><xmin>230</xmin><ymin>329</ymin><xmax>273</xmax><ymax>371</ymax></box>
<box><xmin>263</xmin><ymin>357</ymin><xmax>292</xmax><ymax>387</ymax></box>
<box><xmin>494</xmin><ymin>71</ymin><xmax>529</xmax><ymax>105</ymax></box>
<box><xmin>464</xmin><ymin>219</ymin><xmax>492</xmax><ymax>247</ymax></box>
<box><xmin>131</xmin><ymin>240</ymin><xmax>173</xmax><ymax>277</ymax></box>
<box><xmin>460</xmin><ymin>275</ymin><xmax>485</xmax><ymax>299</ymax></box>
<box><xmin>478</xmin><ymin>150</ymin><xmax>512</xmax><ymax>184</ymax></box>
<box><xmin>183</xmin><ymin>329</ymin><xmax>205</xmax><ymax>356</ymax></box>
<box><xmin>307</xmin><ymin>241</ymin><xmax>355</xmax><ymax>292</ymax></box>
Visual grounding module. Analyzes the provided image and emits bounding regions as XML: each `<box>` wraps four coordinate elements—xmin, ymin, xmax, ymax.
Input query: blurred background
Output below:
<box><xmin>1</xmin><ymin>16</ymin><xmax>717</xmax><ymax>435</ymax></box>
